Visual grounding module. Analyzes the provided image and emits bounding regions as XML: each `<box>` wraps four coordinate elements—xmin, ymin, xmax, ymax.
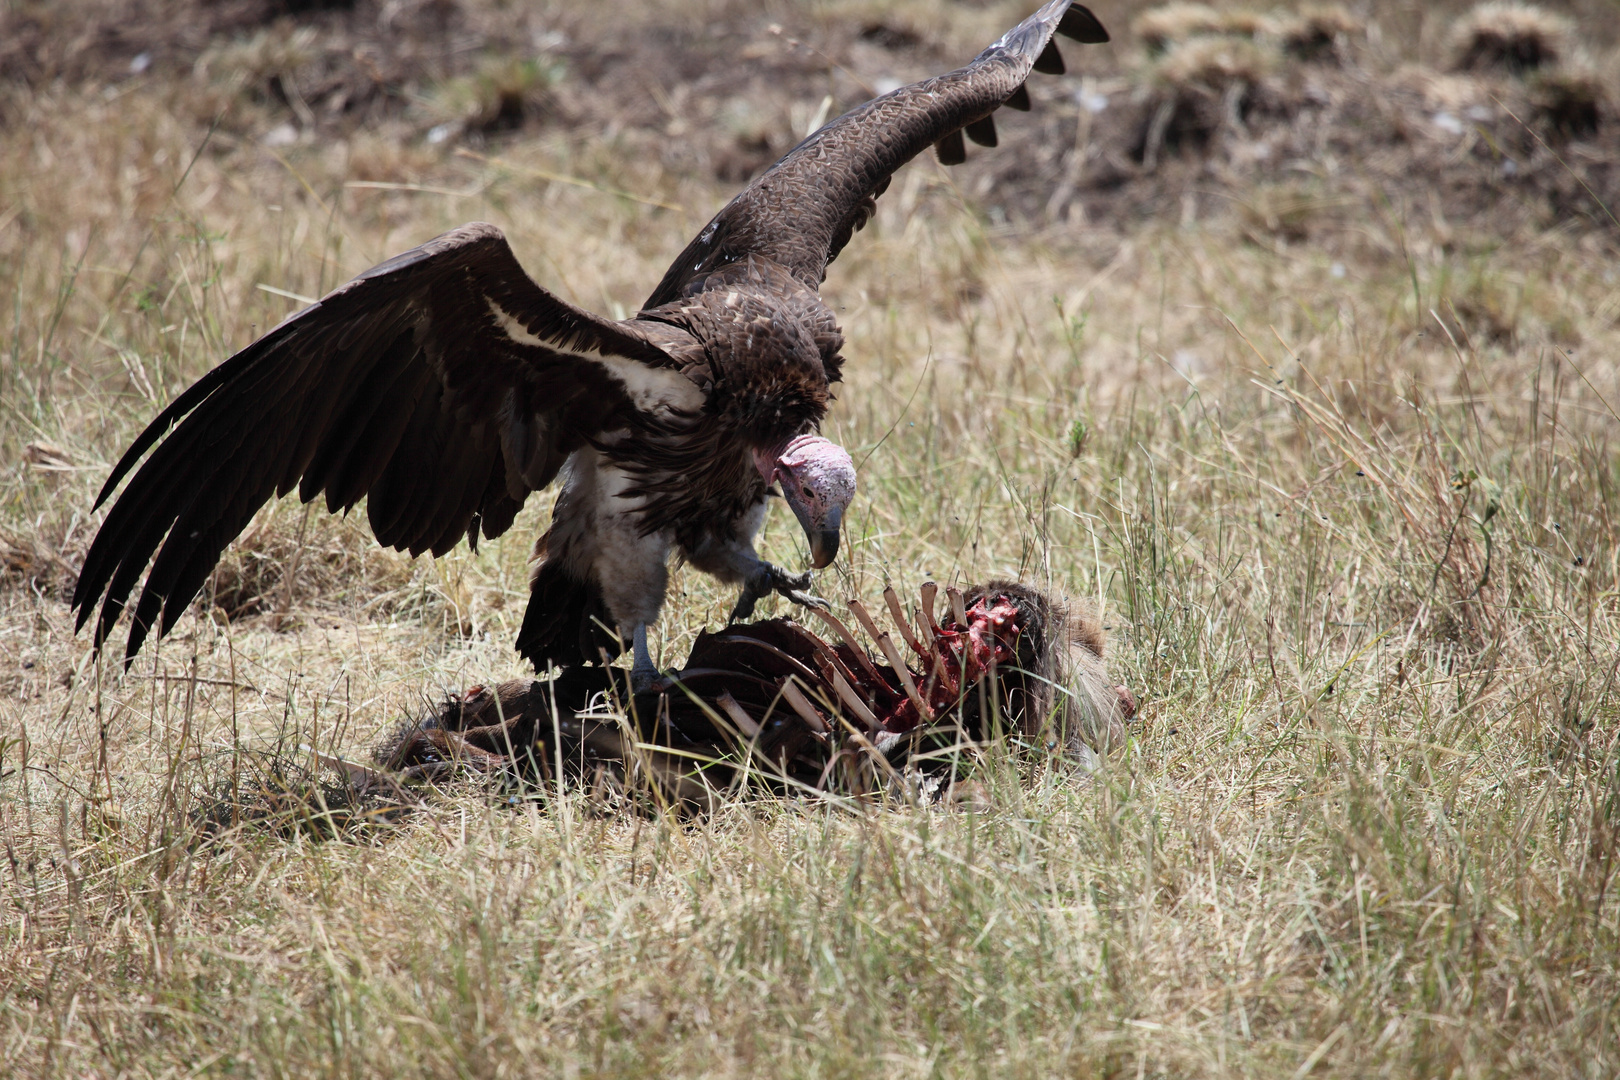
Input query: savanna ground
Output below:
<box><xmin>3</xmin><ymin>0</ymin><xmax>1620</xmax><ymax>1075</ymax></box>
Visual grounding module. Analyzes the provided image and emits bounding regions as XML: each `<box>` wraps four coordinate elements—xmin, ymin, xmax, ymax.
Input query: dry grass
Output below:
<box><xmin>3</xmin><ymin>0</ymin><xmax>1620</xmax><ymax>1076</ymax></box>
<box><xmin>1133</xmin><ymin>4</ymin><xmax>1233</xmax><ymax>55</ymax></box>
<box><xmin>1448</xmin><ymin>2</ymin><xmax>1576</xmax><ymax>74</ymax></box>
<box><xmin>1276</xmin><ymin>5</ymin><xmax>1363</xmax><ymax>63</ymax></box>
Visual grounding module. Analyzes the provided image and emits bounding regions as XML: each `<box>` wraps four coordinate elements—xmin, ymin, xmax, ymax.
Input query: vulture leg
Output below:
<box><xmin>629</xmin><ymin>624</ymin><xmax>664</xmax><ymax>694</ymax></box>
<box><xmin>729</xmin><ymin>563</ymin><xmax>828</xmax><ymax>625</ymax></box>
<box><xmin>681</xmin><ymin>501</ymin><xmax>827</xmax><ymax>623</ymax></box>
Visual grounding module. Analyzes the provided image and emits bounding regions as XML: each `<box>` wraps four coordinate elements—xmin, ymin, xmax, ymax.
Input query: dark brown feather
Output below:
<box><xmin>1058</xmin><ymin>5</ymin><xmax>1109</xmax><ymax>43</ymax></box>
<box><xmin>74</xmin><ymin>224</ymin><xmax>691</xmax><ymax>661</ymax></box>
<box><xmin>367</xmin><ymin>382</ymin><xmax>451</xmax><ymax>549</ymax></box>
<box><xmin>474</xmin><ymin>461</ymin><xmax>523</xmax><ymax>544</ymax></box>
<box><xmin>935</xmin><ymin>127</ymin><xmax>968</xmax><ymax>165</ymax></box>
<box><xmin>305</xmin><ymin>335</ymin><xmax>431</xmax><ymax>511</ymax></box>
<box><xmin>1033</xmin><ymin>39</ymin><xmax>1065</xmax><ymax>74</ymax></box>
<box><xmin>643</xmin><ymin>1</ymin><xmax>1109</xmax><ymax>306</ymax></box>
<box><xmin>964</xmin><ymin>113</ymin><xmax>998</xmax><ymax>146</ymax></box>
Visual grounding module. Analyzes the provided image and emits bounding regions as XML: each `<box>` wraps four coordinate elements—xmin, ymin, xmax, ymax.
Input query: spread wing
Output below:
<box><xmin>643</xmin><ymin>0</ymin><xmax>1108</xmax><ymax>309</ymax></box>
<box><xmin>74</xmin><ymin>222</ymin><xmax>693</xmax><ymax>661</ymax></box>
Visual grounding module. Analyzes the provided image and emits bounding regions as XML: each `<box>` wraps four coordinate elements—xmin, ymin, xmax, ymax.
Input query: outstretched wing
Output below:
<box><xmin>643</xmin><ymin>0</ymin><xmax>1108</xmax><ymax>309</ymax></box>
<box><xmin>74</xmin><ymin>222</ymin><xmax>695</xmax><ymax>662</ymax></box>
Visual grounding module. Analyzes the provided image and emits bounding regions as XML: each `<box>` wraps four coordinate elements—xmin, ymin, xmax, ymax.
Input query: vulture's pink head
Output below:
<box><xmin>758</xmin><ymin>434</ymin><xmax>856</xmax><ymax>569</ymax></box>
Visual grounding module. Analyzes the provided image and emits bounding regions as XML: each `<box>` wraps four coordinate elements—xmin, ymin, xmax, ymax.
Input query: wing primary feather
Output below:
<box><xmin>279</xmin><ymin>316</ymin><xmax>417</xmax><ymax>499</ymax></box>
<box><xmin>964</xmin><ymin>114</ymin><xmax>998</xmax><ymax>147</ymax></box>
<box><xmin>91</xmin><ymin>316</ymin><xmax>416</xmax><ymax>654</ymax></box>
<box><xmin>1033</xmin><ymin>39</ymin><xmax>1065</xmax><ymax>75</ymax></box>
<box><xmin>325</xmin><ymin>345</ymin><xmax>436</xmax><ymax>517</ymax></box>
<box><xmin>149</xmin><ymin>504</ymin><xmax>265</xmax><ymax>649</ymax></box>
<box><xmin>90</xmin><ymin>328</ymin><xmax>298</xmax><ymax>509</ymax></box>
<box><xmin>475</xmin><ymin>458</ymin><xmax>524</xmax><ymax>542</ymax></box>
<box><xmin>74</xmin><ymin>346</ymin><xmax>324</xmax><ymax>622</ymax></box>
<box><xmin>405</xmin><ymin>406</ymin><xmax>484</xmax><ymax>556</ymax></box>
<box><xmin>429</xmin><ymin>443</ymin><xmax>492</xmax><ymax>557</ymax></box>
<box><xmin>93</xmin><ymin>552</ymin><xmax>151</xmax><ymax>645</ymax></box>
<box><xmin>367</xmin><ymin>378</ymin><xmax>448</xmax><ymax>547</ymax></box>
<box><xmin>80</xmin><ymin>304</ymin><xmax>384</xmax><ymax>623</ymax></box>
<box><xmin>1058</xmin><ymin>4</ymin><xmax>1110</xmax><ymax>44</ymax></box>
<box><xmin>275</xmin><ymin>347</ymin><xmax>380</xmax><ymax>499</ymax></box>
<box><xmin>401</xmin><ymin>391</ymin><xmax>476</xmax><ymax>555</ymax></box>
<box><xmin>1005</xmin><ymin>83</ymin><xmax>1032</xmax><ymax>111</ymax></box>
<box><xmin>122</xmin><ymin>419</ymin><xmax>298</xmax><ymax>659</ymax></box>
<box><xmin>79</xmin><ymin>220</ymin><xmax>670</xmax><ymax>662</ymax></box>
<box><xmin>641</xmin><ymin>0</ymin><xmax>1111</xmax><ymax>303</ymax></box>
<box><xmin>304</xmin><ymin>329</ymin><xmax>426</xmax><ymax>509</ymax></box>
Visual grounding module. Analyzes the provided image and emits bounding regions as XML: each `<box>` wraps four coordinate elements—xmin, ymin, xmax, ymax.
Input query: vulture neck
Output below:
<box><xmin>752</xmin><ymin>442</ymin><xmax>788</xmax><ymax>484</ymax></box>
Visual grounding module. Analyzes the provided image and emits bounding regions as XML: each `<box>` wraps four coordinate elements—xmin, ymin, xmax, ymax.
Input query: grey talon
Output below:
<box><xmin>729</xmin><ymin>591</ymin><xmax>759</xmax><ymax>624</ymax></box>
<box><xmin>730</xmin><ymin>562</ymin><xmax>821</xmax><ymax>622</ymax></box>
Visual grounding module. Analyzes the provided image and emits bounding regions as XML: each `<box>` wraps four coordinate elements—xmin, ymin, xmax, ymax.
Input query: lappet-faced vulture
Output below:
<box><xmin>73</xmin><ymin>0</ymin><xmax>1109</xmax><ymax>688</ymax></box>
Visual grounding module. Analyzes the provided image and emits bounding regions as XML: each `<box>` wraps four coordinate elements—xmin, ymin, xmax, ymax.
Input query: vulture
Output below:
<box><xmin>72</xmin><ymin>0</ymin><xmax>1110</xmax><ymax>689</ymax></box>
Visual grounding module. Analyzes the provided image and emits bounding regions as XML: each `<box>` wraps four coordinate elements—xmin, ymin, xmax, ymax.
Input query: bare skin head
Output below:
<box><xmin>754</xmin><ymin>434</ymin><xmax>856</xmax><ymax>569</ymax></box>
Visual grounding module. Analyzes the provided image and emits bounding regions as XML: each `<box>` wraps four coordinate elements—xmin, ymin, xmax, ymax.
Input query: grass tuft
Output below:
<box><xmin>1448</xmin><ymin>1</ymin><xmax>1577</xmax><ymax>75</ymax></box>
<box><xmin>1277</xmin><ymin>4</ymin><xmax>1363</xmax><ymax>63</ymax></box>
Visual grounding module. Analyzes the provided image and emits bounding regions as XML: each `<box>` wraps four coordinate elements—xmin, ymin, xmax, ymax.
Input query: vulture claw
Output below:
<box><xmin>779</xmin><ymin>568</ymin><xmax>815</xmax><ymax>592</ymax></box>
<box><xmin>783</xmin><ymin>588</ymin><xmax>830</xmax><ymax>611</ymax></box>
<box><xmin>729</xmin><ymin>562</ymin><xmax>822</xmax><ymax>624</ymax></box>
<box><xmin>728</xmin><ymin>589</ymin><xmax>761</xmax><ymax>626</ymax></box>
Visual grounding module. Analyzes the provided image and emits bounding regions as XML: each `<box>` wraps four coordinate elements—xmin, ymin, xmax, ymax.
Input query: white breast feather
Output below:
<box><xmin>487</xmin><ymin>299</ymin><xmax>703</xmax><ymax>415</ymax></box>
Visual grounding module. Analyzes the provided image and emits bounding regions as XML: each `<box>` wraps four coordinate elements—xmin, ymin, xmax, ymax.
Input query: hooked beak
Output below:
<box><xmin>810</xmin><ymin>513</ymin><xmax>841</xmax><ymax>568</ymax></box>
<box><xmin>784</xmin><ymin>489</ymin><xmax>842</xmax><ymax>569</ymax></box>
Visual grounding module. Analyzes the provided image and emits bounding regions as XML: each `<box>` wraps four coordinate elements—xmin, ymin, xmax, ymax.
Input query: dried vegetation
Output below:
<box><xmin>1</xmin><ymin>0</ymin><xmax>1619</xmax><ymax>1076</ymax></box>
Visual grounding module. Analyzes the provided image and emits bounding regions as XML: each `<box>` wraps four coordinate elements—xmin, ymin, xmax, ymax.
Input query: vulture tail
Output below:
<box><xmin>515</xmin><ymin>558</ymin><xmax>624</xmax><ymax>670</ymax></box>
